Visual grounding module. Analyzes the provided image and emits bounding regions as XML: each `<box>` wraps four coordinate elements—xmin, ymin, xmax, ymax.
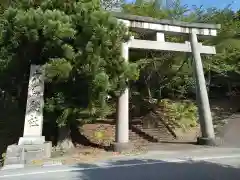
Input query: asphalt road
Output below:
<box><xmin>1</xmin><ymin>148</ymin><xmax>240</xmax><ymax>180</ymax></box>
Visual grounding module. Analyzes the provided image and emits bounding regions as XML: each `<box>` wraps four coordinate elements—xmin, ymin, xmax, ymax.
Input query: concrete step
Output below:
<box><xmin>151</xmin><ymin>131</ymin><xmax>170</xmax><ymax>134</ymax></box>
<box><xmin>134</xmin><ymin>128</ymin><xmax>170</xmax><ymax>135</ymax></box>
<box><xmin>140</xmin><ymin>129</ymin><xmax>167</xmax><ymax>132</ymax></box>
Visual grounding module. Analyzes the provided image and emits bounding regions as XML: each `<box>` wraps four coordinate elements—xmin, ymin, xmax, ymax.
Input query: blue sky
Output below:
<box><xmin>181</xmin><ymin>0</ymin><xmax>239</xmax><ymax>11</ymax></box>
<box><xmin>126</xmin><ymin>0</ymin><xmax>240</xmax><ymax>11</ymax></box>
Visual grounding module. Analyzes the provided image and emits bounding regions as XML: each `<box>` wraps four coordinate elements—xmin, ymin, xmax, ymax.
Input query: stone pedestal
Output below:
<box><xmin>4</xmin><ymin>65</ymin><xmax>51</xmax><ymax>168</ymax></box>
<box><xmin>4</xmin><ymin>142</ymin><xmax>52</xmax><ymax>167</ymax></box>
<box><xmin>18</xmin><ymin>136</ymin><xmax>45</xmax><ymax>145</ymax></box>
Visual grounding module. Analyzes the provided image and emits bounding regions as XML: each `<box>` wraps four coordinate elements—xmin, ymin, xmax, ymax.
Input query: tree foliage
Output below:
<box><xmin>0</xmin><ymin>0</ymin><xmax>139</xmax><ymax>126</ymax></box>
<box><xmin>1</xmin><ymin>0</ymin><xmax>240</xmax><ymax>132</ymax></box>
<box><xmin>123</xmin><ymin>0</ymin><xmax>240</xmax><ymax>128</ymax></box>
<box><xmin>123</xmin><ymin>0</ymin><xmax>240</xmax><ymax>99</ymax></box>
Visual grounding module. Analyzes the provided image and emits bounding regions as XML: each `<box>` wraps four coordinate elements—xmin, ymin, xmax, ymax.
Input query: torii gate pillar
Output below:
<box><xmin>114</xmin><ymin>42</ymin><xmax>132</xmax><ymax>152</ymax></box>
<box><xmin>190</xmin><ymin>32</ymin><xmax>215</xmax><ymax>145</ymax></box>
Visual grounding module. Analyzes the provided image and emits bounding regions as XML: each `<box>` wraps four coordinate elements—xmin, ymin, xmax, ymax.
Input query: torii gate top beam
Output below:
<box><xmin>113</xmin><ymin>12</ymin><xmax>221</xmax><ymax>37</ymax></box>
<box><xmin>112</xmin><ymin>13</ymin><xmax>221</xmax><ymax>54</ymax></box>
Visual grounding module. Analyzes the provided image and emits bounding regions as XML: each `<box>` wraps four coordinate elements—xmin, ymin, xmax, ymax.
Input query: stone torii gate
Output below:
<box><xmin>112</xmin><ymin>13</ymin><xmax>221</xmax><ymax>152</ymax></box>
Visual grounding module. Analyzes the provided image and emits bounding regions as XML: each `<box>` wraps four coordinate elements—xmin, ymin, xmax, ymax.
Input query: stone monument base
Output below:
<box><xmin>18</xmin><ymin>136</ymin><xmax>45</xmax><ymax>145</ymax></box>
<box><xmin>4</xmin><ymin>141</ymin><xmax>52</xmax><ymax>167</ymax></box>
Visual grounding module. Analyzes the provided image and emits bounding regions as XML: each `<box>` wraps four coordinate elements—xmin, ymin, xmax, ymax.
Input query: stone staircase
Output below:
<box><xmin>130</xmin><ymin>119</ymin><xmax>177</xmax><ymax>143</ymax></box>
<box><xmin>69</xmin><ymin>117</ymin><xmax>180</xmax><ymax>152</ymax></box>
<box><xmin>82</xmin><ymin>119</ymin><xmax>176</xmax><ymax>148</ymax></box>
<box><xmin>110</xmin><ymin>125</ymin><xmax>152</xmax><ymax>147</ymax></box>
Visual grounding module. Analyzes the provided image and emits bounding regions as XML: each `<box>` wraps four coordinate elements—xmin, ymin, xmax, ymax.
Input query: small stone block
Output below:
<box><xmin>44</xmin><ymin>141</ymin><xmax>52</xmax><ymax>158</ymax></box>
<box><xmin>4</xmin><ymin>145</ymin><xmax>25</xmax><ymax>165</ymax></box>
<box><xmin>5</xmin><ymin>145</ymin><xmax>22</xmax><ymax>157</ymax></box>
<box><xmin>43</xmin><ymin>160</ymin><xmax>62</xmax><ymax>167</ymax></box>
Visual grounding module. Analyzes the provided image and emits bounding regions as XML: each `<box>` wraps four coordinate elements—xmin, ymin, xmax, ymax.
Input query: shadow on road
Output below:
<box><xmin>1</xmin><ymin>157</ymin><xmax>240</xmax><ymax>179</ymax></box>
<box><xmin>72</xmin><ymin>158</ymin><xmax>240</xmax><ymax>180</ymax></box>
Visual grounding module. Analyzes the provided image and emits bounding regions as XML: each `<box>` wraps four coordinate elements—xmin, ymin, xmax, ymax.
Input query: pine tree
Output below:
<box><xmin>0</xmin><ymin>0</ymin><xmax>139</xmax><ymax>128</ymax></box>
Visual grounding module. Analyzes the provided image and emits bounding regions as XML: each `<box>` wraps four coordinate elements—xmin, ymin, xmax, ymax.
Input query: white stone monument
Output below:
<box><xmin>18</xmin><ymin>65</ymin><xmax>45</xmax><ymax>145</ymax></box>
<box><xmin>4</xmin><ymin>65</ymin><xmax>51</xmax><ymax>167</ymax></box>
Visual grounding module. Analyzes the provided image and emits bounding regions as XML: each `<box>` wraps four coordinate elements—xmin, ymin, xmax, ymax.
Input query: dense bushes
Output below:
<box><xmin>158</xmin><ymin>99</ymin><xmax>198</xmax><ymax>130</ymax></box>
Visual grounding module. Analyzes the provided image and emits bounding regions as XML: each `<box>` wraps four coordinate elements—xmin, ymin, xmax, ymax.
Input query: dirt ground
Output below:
<box><xmin>48</xmin><ymin>97</ymin><xmax>240</xmax><ymax>165</ymax></box>
<box><xmin>49</xmin><ymin>122</ymin><xmax>200</xmax><ymax>165</ymax></box>
<box><xmin>1</xmin><ymin>97</ymin><xmax>239</xmax><ymax>167</ymax></box>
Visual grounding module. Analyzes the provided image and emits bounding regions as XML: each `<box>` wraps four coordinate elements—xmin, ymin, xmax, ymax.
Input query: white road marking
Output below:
<box><xmin>189</xmin><ymin>155</ymin><xmax>240</xmax><ymax>161</ymax></box>
<box><xmin>1</xmin><ymin>154</ymin><xmax>240</xmax><ymax>178</ymax></box>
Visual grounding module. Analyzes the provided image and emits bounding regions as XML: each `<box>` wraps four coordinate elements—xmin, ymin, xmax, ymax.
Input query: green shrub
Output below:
<box><xmin>158</xmin><ymin>99</ymin><xmax>198</xmax><ymax>131</ymax></box>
